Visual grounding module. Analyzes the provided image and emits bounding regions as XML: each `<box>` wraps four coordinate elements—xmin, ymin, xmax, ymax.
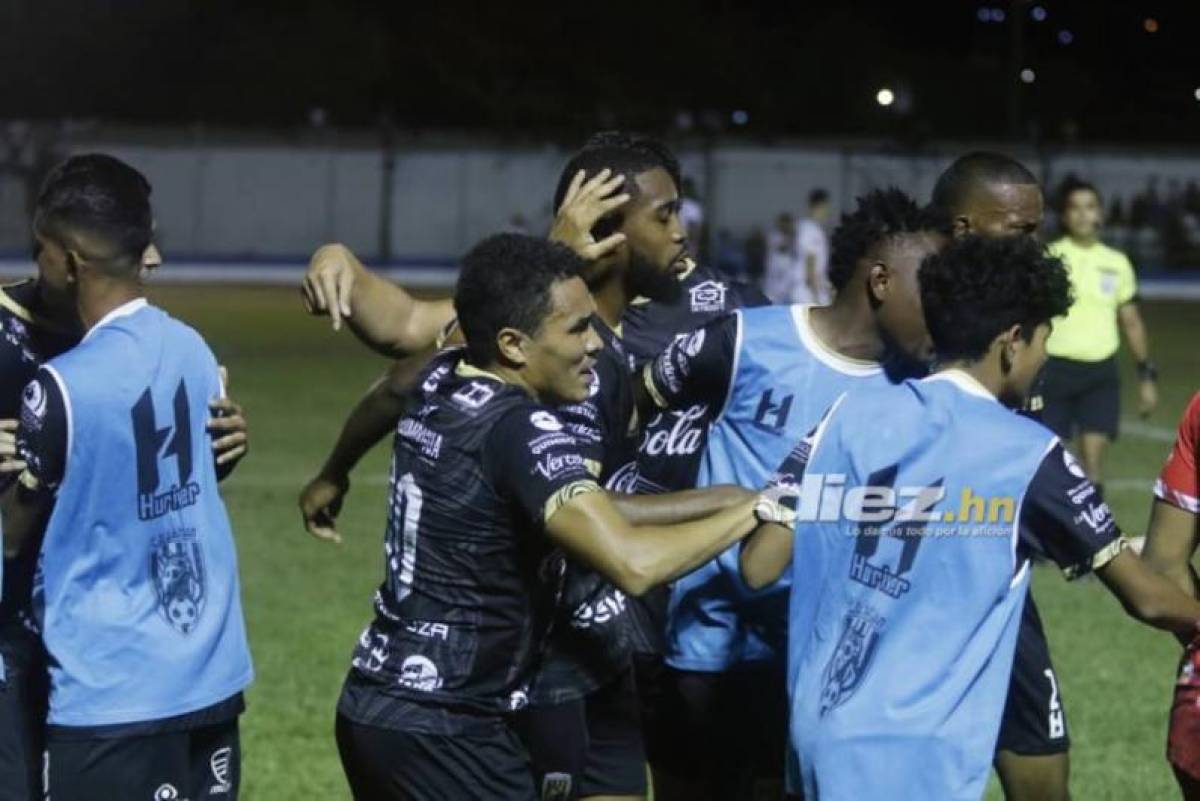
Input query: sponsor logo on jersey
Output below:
<box><xmin>1074</xmin><ymin>501</ymin><xmax>1114</xmax><ymax>534</ymax></box>
<box><xmin>681</xmin><ymin>328</ymin><xmax>706</xmax><ymax>358</ymax></box>
<box><xmin>1061</xmin><ymin>448</ymin><xmax>1086</xmax><ymax>479</ymax></box>
<box><xmin>422</xmin><ymin>362</ymin><xmax>452</xmax><ymax>393</ymax></box>
<box><xmin>819</xmin><ymin>603</ymin><xmax>885</xmax><ymax>717</ymax></box>
<box><xmin>209</xmin><ymin>746</ymin><xmax>233</xmax><ymax>795</ymax></box>
<box><xmin>452</xmin><ymin>380</ymin><xmax>496</xmax><ymax>409</ymax></box>
<box><xmin>689</xmin><ymin>280</ymin><xmax>727</xmax><ymax>313</ymax></box>
<box><xmin>534</xmin><ymin>452</ymin><xmax>587</xmax><ymax>481</ymax></box>
<box><xmin>570</xmin><ymin>588</ymin><xmax>628</xmax><ymax>629</ymax></box>
<box><xmin>530</xmin><ymin>432</ymin><xmax>576</xmax><ymax>455</ymax></box>
<box><xmin>1068</xmin><ymin>479</ymin><xmax>1095</xmax><ymax>506</ymax></box>
<box><xmin>530</xmin><ymin>410</ymin><xmax>564</xmax><ymax>432</ymax></box>
<box><xmin>397</xmin><ymin>418</ymin><xmax>444</xmax><ymax>459</ymax></box>
<box><xmin>640</xmin><ymin>404</ymin><xmax>707</xmax><ymax>457</ymax></box>
<box><xmin>153</xmin><ymin>783</ymin><xmax>180</xmax><ymax>801</ymax></box>
<box><xmin>398</xmin><ymin>654</ymin><xmax>443</xmax><ymax>691</ymax></box>
<box><xmin>404</xmin><ymin>620</ymin><xmax>451</xmax><ymax>640</ymax></box>
<box><xmin>604</xmin><ymin>461</ymin><xmax>641</xmax><ymax>493</ymax></box>
<box><xmin>150</xmin><ymin>529</ymin><xmax>206</xmax><ymax>635</ymax></box>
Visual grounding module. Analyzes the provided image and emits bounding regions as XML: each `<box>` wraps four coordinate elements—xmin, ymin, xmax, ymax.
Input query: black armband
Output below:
<box><xmin>1137</xmin><ymin>360</ymin><xmax>1158</xmax><ymax>382</ymax></box>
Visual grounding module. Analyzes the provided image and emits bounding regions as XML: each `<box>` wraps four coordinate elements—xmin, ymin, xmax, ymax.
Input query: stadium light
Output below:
<box><xmin>1020</xmin><ymin>68</ymin><xmax>1036</xmax><ymax>84</ymax></box>
<box><xmin>1057</xmin><ymin>29</ymin><xmax>1074</xmax><ymax>45</ymax></box>
<box><xmin>1144</xmin><ymin>18</ymin><xmax>1159</xmax><ymax>34</ymax></box>
<box><xmin>1194</xmin><ymin>87</ymin><xmax>1200</xmax><ymax>102</ymax></box>
<box><xmin>731</xmin><ymin>109</ymin><xmax>749</xmax><ymax>126</ymax></box>
<box><xmin>876</xmin><ymin>88</ymin><xmax>895</xmax><ymax>107</ymax></box>
<box><xmin>1031</xmin><ymin>6</ymin><xmax>1047</xmax><ymax>22</ymax></box>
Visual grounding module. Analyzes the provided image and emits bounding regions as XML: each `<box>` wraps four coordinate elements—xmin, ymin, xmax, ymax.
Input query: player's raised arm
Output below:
<box><xmin>608</xmin><ymin>484</ymin><xmax>753</xmax><ymax>526</ymax></box>
<box><xmin>301</xmin><ymin>243</ymin><xmax>454</xmax><ymax>357</ymax></box>
<box><xmin>299</xmin><ymin>348</ymin><xmax>434</xmax><ymax>543</ymax></box>
<box><xmin>1141</xmin><ymin>392</ymin><xmax>1200</xmax><ymax>599</ymax></box>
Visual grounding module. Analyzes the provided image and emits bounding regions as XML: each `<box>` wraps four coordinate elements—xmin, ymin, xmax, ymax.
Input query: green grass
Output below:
<box><xmin>145</xmin><ymin>286</ymin><xmax>1200</xmax><ymax>800</ymax></box>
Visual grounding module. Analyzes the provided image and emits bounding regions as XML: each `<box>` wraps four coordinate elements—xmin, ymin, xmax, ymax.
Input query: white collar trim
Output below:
<box><xmin>83</xmin><ymin>298</ymin><xmax>148</xmax><ymax>342</ymax></box>
<box><xmin>923</xmin><ymin>368</ymin><xmax>995</xmax><ymax>400</ymax></box>
<box><xmin>790</xmin><ymin>304</ymin><xmax>883</xmax><ymax>377</ymax></box>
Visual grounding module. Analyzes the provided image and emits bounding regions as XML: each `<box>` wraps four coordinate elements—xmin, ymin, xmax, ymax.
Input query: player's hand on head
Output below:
<box><xmin>549</xmin><ymin>168</ymin><xmax>631</xmax><ymax>262</ymax></box>
<box><xmin>299</xmin><ymin>472</ymin><xmax>350</xmax><ymax>544</ymax></box>
<box><xmin>1139</xmin><ymin>379</ymin><xmax>1159</xmax><ymax>418</ymax></box>
<box><xmin>301</xmin><ymin>243</ymin><xmax>359</xmax><ymax>331</ymax></box>
<box><xmin>0</xmin><ymin>419</ymin><xmax>26</xmax><ymax>475</ymax></box>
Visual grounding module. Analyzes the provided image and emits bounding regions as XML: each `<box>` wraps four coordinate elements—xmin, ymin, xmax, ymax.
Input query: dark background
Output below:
<box><xmin>3</xmin><ymin>0</ymin><xmax>1197</xmax><ymax>145</ymax></box>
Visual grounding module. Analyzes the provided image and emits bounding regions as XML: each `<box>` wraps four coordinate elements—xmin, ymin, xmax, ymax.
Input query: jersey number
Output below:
<box><xmin>388</xmin><ymin>472</ymin><xmax>423</xmax><ymax>602</ymax></box>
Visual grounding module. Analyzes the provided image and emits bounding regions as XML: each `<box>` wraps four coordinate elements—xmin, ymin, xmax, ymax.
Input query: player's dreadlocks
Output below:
<box><xmin>827</xmin><ymin>187</ymin><xmax>941</xmax><ymax>291</ymax></box>
<box><xmin>552</xmin><ymin>131</ymin><xmax>682</xmax><ymax>217</ymax></box>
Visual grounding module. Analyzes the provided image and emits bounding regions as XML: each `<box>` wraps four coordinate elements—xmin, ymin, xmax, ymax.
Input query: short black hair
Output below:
<box><xmin>552</xmin><ymin>131</ymin><xmax>682</xmax><ymax>216</ymax></box>
<box><xmin>919</xmin><ymin>235</ymin><xmax>1072</xmax><ymax>362</ymax></box>
<box><xmin>809</xmin><ymin>188</ymin><xmax>830</xmax><ymax>206</ymax></box>
<box><xmin>454</xmin><ymin>233</ymin><xmax>586</xmax><ymax>367</ymax></box>
<box><xmin>1056</xmin><ymin>177</ymin><xmax>1102</xmax><ymax>214</ymax></box>
<box><xmin>827</xmin><ymin>188</ymin><xmax>939</xmax><ymax>291</ymax></box>
<box><xmin>34</xmin><ymin>153</ymin><xmax>153</xmax><ymax>274</ymax></box>
<box><xmin>930</xmin><ymin>152</ymin><xmax>1039</xmax><ymax>217</ymax></box>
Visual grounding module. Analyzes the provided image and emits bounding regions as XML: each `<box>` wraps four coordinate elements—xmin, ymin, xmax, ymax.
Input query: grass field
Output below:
<box><xmin>144</xmin><ymin>284</ymin><xmax>1200</xmax><ymax>800</ymax></box>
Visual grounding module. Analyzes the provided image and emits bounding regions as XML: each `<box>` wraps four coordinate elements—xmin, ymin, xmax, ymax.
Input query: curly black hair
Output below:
<box><xmin>827</xmin><ymin>188</ymin><xmax>941</xmax><ymax>291</ymax></box>
<box><xmin>455</xmin><ymin>233</ymin><xmax>586</xmax><ymax>367</ymax></box>
<box><xmin>552</xmin><ymin>132</ymin><xmax>682</xmax><ymax>236</ymax></box>
<box><xmin>930</xmin><ymin>151</ymin><xmax>1039</xmax><ymax>219</ymax></box>
<box><xmin>918</xmin><ymin>235</ymin><xmax>1073</xmax><ymax>362</ymax></box>
<box><xmin>34</xmin><ymin>153</ymin><xmax>154</xmax><ymax>275</ymax></box>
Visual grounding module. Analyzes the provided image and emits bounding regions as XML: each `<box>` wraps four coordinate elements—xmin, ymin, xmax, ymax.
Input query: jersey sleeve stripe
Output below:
<box><xmin>1062</xmin><ymin>536</ymin><xmax>1128</xmax><ymax>581</ymax></box>
<box><xmin>543</xmin><ymin>479</ymin><xmax>603</xmax><ymax>523</ymax></box>
<box><xmin>1155</xmin><ymin>478</ymin><xmax>1200</xmax><ymax>514</ymax></box>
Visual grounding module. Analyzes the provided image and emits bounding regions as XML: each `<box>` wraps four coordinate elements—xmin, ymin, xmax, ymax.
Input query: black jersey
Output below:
<box><xmin>531</xmin><ymin>318</ymin><xmax>639</xmax><ymax>705</ymax></box>
<box><xmin>342</xmin><ymin>350</ymin><xmax>602</xmax><ymax>725</ymax></box>
<box><xmin>622</xmin><ymin>264</ymin><xmax>768</xmax><ymax>495</ymax></box>
<box><xmin>0</xmin><ymin>280</ymin><xmax>76</xmax><ymax>626</ymax></box>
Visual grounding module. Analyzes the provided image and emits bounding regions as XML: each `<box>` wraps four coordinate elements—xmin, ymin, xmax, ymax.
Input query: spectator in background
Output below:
<box><xmin>762</xmin><ymin>212</ymin><xmax>798</xmax><ymax>304</ymax></box>
<box><xmin>795</xmin><ymin>188</ymin><xmax>833</xmax><ymax>304</ymax></box>
<box><xmin>1042</xmin><ymin>178</ymin><xmax>1158</xmax><ymax>493</ymax></box>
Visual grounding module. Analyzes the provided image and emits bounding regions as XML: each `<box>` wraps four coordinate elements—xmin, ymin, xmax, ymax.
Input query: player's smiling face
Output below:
<box><xmin>620</xmin><ymin>167</ymin><xmax>688</xmax><ymax>303</ymax></box>
<box><xmin>519</xmin><ymin>276</ymin><xmax>604</xmax><ymax>405</ymax></box>
<box><xmin>958</xmin><ymin>182</ymin><xmax>1044</xmax><ymax>240</ymax></box>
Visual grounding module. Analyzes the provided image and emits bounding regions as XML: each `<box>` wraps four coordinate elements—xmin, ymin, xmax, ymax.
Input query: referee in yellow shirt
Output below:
<box><xmin>1043</xmin><ymin>179</ymin><xmax>1158</xmax><ymax>492</ymax></box>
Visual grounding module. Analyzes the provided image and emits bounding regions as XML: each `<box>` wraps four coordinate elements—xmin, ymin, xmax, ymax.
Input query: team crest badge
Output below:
<box><xmin>151</xmin><ymin>531</ymin><xmax>207</xmax><ymax>634</ymax></box>
<box><xmin>819</xmin><ymin>603</ymin><xmax>885</xmax><ymax>717</ymax></box>
<box><xmin>688</xmin><ymin>280</ymin><xmax>727</xmax><ymax>313</ymax></box>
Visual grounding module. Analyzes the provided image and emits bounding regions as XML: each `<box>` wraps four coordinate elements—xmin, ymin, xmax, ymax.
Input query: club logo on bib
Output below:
<box><xmin>151</xmin><ymin>530</ymin><xmax>207</xmax><ymax>635</ymax></box>
<box><xmin>153</xmin><ymin>784</ymin><xmax>179</xmax><ymax>801</ymax></box>
<box><xmin>209</xmin><ymin>746</ymin><xmax>233</xmax><ymax>794</ymax></box>
<box><xmin>819</xmin><ymin>603</ymin><xmax>885</xmax><ymax>717</ymax></box>
<box><xmin>1061</xmin><ymin>448</ymin><xmax>1086</xmax><ymax>479</ymax></box>
<box><xmin>398</xmin><ymin>655</ymin><xmax>444</xmax><ymax>691</ymax></box>
<box><xmin>689</xmin><ymin>280</ymin><xmax>727</xmax><ymax>313</ymax></box>
<box><xmin>530</xmin><ymin>411</ymin><xmax>564</xmax><ymax>432</ymax></box>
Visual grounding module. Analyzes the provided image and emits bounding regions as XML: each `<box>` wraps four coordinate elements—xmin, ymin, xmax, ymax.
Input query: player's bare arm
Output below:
<box><xmin>1118</xmin><ymin>301</ymin><xmax>1158</xmax><ymax>417</ymax></box>
<box><xmin>1096</xmin><ymin>546</ymin><xmax>1200</xmax><ymax>638</ymax></box>
<box><xmin>209</xmin><ymin>366</ymin><xmax>249</xmax><ymax>479</ymax></box>
<box><xmin>299</xmin><ymin>348</ymin><xmax>432</xmax><ymax>543</ymax></box>
<box><xmin>1</xmin><ymin>475</ymin><xmax>51</xmax><ymax>559</ymax></box>
<box><xmin>610</xmin><ymin>484</ymin><xmax>754</xmax><ymax>526</ymax></box>
<box><xmin>301</xmin><ymin>242</ymin><xmax>454</xmax><ymax>357</ymax></box>
<box><xmin>1141</xmin><ymin>500</ymin><xmax>1200</xmax><ymax>601</ymax></box>
<box><xmin>546</xmin><ymin>489</ymin><xmax>792</xmax><ymax>597</ymax></box>
<box><xmin>740</xmin><ymin>520</ymin><xmax>794</xmax><ymax>591</ymax></box>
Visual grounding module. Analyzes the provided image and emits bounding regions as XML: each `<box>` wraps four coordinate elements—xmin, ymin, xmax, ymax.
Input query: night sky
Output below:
<box><xmin>2</xmin><ymin>0</ymin><xmax>1198</xmax><ymax>145</ymax></box>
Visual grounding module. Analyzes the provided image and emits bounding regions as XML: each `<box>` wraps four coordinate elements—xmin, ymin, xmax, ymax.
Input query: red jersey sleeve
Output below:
<box><xmin>1156</xmin><ymin>392</ymin><xmax>1200</xmax><ymax>514</ymax></box>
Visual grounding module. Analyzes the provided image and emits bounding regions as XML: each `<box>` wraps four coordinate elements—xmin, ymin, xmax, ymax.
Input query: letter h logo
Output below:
<box><xmin>753</xmin><ymin>389</ymin><xmax>794</xmax><ymax>432</ymax></box>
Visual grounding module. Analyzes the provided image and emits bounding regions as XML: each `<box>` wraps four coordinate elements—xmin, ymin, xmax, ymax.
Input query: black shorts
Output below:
<box><xmin>514</xmin><ymin>668</ymin><xmax>646</xmax><ymax>799</ymax></box>
<box><xmin>1040</xmin><ymin>355</ymin><xmax>1120</xmax><ymax>440</ymax></box>
<box><xmin>336</xmin><ymin>714</ymin><xmax>536</xmax><ymax>801</ymax></box>
<box><xmin>656</xmin><ymin>663</ymin><xmax>787</xmax><ymax>800</ymax></box>
<box><xmin>45</xmin><ymin>718</ymin><xmax>240</xmax><ymax>801</ymax></box>
<box><xmin>996</xmin><ymin>594</ymin><xmax>1070</xmax><ymax>756</ymax></box>
<box><xmin>0</xmin><ymin>622</ymin><xmax>46</xmax><ymax>801</ymax></box>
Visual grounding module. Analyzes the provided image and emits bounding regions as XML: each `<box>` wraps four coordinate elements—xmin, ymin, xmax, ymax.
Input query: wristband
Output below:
<box><xmin>1137</xmin><ymin>361</ymin><xmax>1158</xmax><ymax>382</ymax></box>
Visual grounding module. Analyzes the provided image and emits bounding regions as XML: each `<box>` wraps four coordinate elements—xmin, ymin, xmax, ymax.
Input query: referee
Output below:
<box><xmin>1042</xmin><ymin>178</ymin><xmax>1158</xmax><ymax>492</ymax></box>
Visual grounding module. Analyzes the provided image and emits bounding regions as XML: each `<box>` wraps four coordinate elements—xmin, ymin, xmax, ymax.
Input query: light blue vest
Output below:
<box><xmin>787</xmin><ymin>373</ymin><xmax>1054</xmax><ymax>800</ymax></box>
<box><xmin>37</xmin><ymin>301</ymin><xmax>252</xmax><ymax>726</ymax></box>
<box><xmin>665</xmin><ymin>304</ymin><xmax>892</xmax><ymax>671</ymax></box>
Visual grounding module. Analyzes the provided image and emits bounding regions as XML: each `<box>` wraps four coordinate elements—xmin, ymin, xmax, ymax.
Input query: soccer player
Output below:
<box><xmin>795</xmin><ymin>188</ymin><xmax>833</xmax><ymax>305</ymax></box>
<box><xmin>635</xmin><ymin>188</ymin><xmax>943</xmax><ymax>801</ymax></box>
<box><xmin>1042</xmin><ymin>178</ymin><xmax>1158</xmax><ymax>487</ymax></box>
<box><xmin>1</xmin><ymin>154</ymin><xmax>253</xmax><ymax>801</ymax></box>
<box><xmin>931</xmin><ymin>151</ymin><xmax>1075</xmax><ymax>801</ymax></box>
<box><xmin>329</xmin><ymin>232</ymin><xmax>790</xmax><ymax>800</ymax></box>
<box><xmin>740</xmin><ymin>234</ymin><xmax>1200</xmax><ymax>801</ymax></box>
<box><xmin>1140</xmin><ymin>391</ymin><xmax>1200</xmax><ymax>799</ymax></box>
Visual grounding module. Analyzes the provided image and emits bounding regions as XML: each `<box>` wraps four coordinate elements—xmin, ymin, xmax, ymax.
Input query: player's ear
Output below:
<box><xmin>951</xmin><ymin>215</ymin><xmax>971</xmax><ymax>237</ymax></box>
<box><xmin>142</xmin><ymin>243</ymin><xmax>162</xmax><ymax>272</ymax></box>
<box><xmin>64</xmin><ymin>248</ymin><xmax>84</xmax><ymax>285</ymax></box>
<box><xmin>998</xmin><ymin>323</ymin><xmax>1023</xmax><ymax>375</ymax></box>
<box><xmin>866</xmin><ymin>261</ymin><xmax>889</xmax><ymax>305</ymax></box>
<box><xmin>496</xmin><ymin>327</ymin><xmax>529</xmax><ymax>367</ymax></box>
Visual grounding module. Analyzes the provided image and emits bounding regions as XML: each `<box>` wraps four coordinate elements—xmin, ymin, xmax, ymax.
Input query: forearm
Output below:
<box><xmin>740</xmin><ymin>522</ymin><xmax>794</xmax><ymax>590</ymax></box>
<box><xmin>342</xmin><ymin>265</ymin><xmax>439</xmax><ymax>357</ymax></box>
<box><xmin>618</xmin><ymin>499</ymin><xmax>759</xmax><ymax>594</ymax></box>
<box><xmin>1120</xmin><ymin>307</ymin><xmax>1151</xmax><ymax>363</ymax></box>
<box><xmin>1</xmin><ymin>483</ymin><xmax>50</xmax><ymax>559</ymax></box>
<box><xmin>320</xmin><ymin>371</ymin><xmax>408</xmax><ymax>478</ymax></box>
<box><xmin>1099</xmin><ymin>549</ymin><xmax>1200</xmax><ymax>639</ymax></box>
<box><xmin>610</xmin><ymin>485</ymin><xmax>753</xmax><ymax>526</ymax></box>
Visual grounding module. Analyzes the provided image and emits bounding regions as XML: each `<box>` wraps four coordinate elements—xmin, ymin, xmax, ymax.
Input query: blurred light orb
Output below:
<box><xmin>1031</xmin><ymin>6</ymin><xmax>1047</xmax><ymax>22</ymax></box>
<box><xmin>876</xmin><ymin>88</ymin><xmax>895</xmax><ymax>107</ymax></box>
<box><xmin>1144</xmin><ymin>18</ymin><xmax>1159</xmax><ymax>33</ymax></box>
<box><xmin>1057</xmin><ymin>29</ymin><xmax>1074</xmax><ymax>45</ymax></box>
<box><xmin>732</xmin><ymin>110</ymin><xmax>749</xmax><ymax>126</ymax></box>
<box><xmin>1194</xmin><ymin>87</ymin><xmax>1200</xmax><ymax>102</ymax></box>
<box><xmin>990</xmin><ymin>8</ymin><xmax>1006</xmax><ymax>22</ymax></box>
<box><xmin>1020</xmin><ymin>68</ymin><xmax>1036</xmax><ymax>84</ymax></box>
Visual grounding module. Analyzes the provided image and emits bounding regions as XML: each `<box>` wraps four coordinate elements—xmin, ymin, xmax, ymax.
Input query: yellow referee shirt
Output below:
<box><xmin>1046</xmin><ymin>237</ymin><xmax>1137</xmax><ymax>362</ymax></box>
